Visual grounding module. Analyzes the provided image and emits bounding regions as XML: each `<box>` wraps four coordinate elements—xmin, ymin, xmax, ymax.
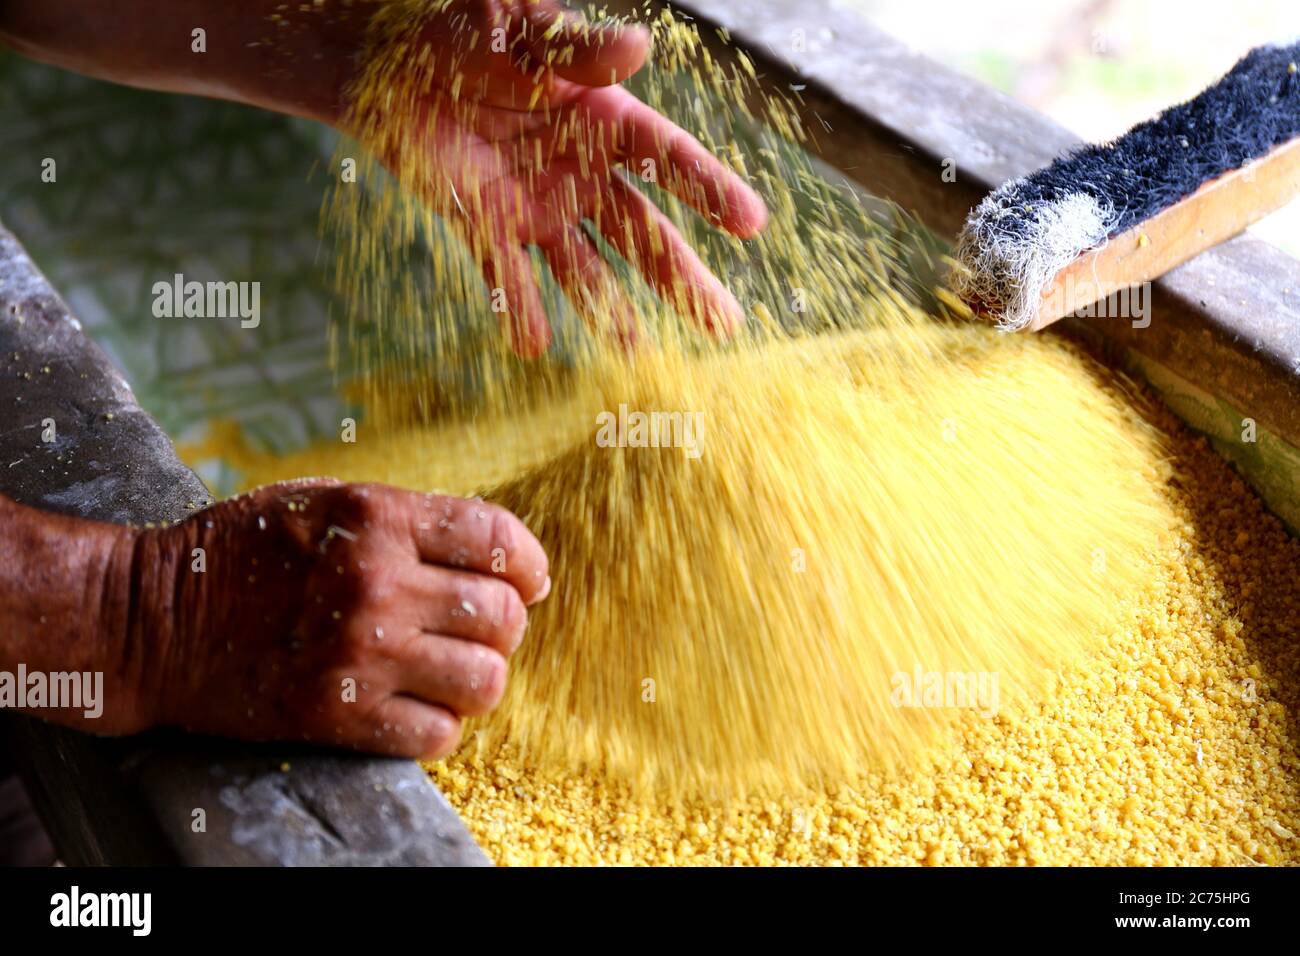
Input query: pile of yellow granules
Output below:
<box><xmin>198</xmin><ymin>323</ymin><xmax>1175</xmax><ymax>796</ymax></box>
<box><xmin>433</xmin><ymin>409</ymin><xmax>1300</xmax><ymax>866</ymax></box>
<box><xmin>189</xmin><ymin>337</ymin><xmax>1300</xmax><ymax>865</ymax></box>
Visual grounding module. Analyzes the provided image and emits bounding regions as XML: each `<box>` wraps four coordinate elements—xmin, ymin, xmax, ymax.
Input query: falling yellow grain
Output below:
<box><xmin>173</xmin><ymin>2</ymin><xmax>1300</xmax><ymax>849</ymax></box>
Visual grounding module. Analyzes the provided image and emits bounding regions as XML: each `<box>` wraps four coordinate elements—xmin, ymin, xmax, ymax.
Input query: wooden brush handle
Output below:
<box><xmin>1030</xmin><ymin>135</ymin><xmax>1300</xmax><ymax>331</ymax></box>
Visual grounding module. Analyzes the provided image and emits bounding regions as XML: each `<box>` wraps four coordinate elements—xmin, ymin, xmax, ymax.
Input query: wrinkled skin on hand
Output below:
<box><xmin>107</xmin><ymin>479</ymin><xmax>549</xmax><ymax>758</ymax></box>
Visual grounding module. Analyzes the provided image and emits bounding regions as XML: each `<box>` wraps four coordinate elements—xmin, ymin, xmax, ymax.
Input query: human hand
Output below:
<box><xmin>352</xmin><ymin>0</ymin><xmax>769</xmax><ymax>355</ymax></box>
<box><xmin>110</xmin><ymin>479</ymin><xmax>549</xmax><ymax>758</ymax></box>
<box><xmin>0</xmin><ymin>0</ymin><xmax>768</xmax><ymax>356</ymax></box>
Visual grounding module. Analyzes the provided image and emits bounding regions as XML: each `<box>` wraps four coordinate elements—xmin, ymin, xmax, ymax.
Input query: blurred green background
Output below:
<box><xmin>0</xmin><ymin>50</ymin><xmax>348</xmax><ymax>492</ymax></box>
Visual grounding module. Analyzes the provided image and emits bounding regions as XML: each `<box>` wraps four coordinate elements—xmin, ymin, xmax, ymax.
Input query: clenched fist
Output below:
<box><xmin>0</xmin><ymin>481</ymin><xmax>548</xmax><ymax>759</ymax></box>
<box><xmin>131</xmin><ymin>479</ymin><xmax>549</xmax><ymax>758</ymax></box>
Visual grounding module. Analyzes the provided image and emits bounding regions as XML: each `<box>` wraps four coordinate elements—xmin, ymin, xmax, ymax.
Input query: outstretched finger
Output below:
<box><xmin>596</xmin><ymin>174</ymin><xmax>745</xmax><ymax>335</ymax></box>
<box><xmin>539</xmin><ymin>224</ymin><xmax>639</xmax><ymax>347</ymax></box>
<box><xmin>569</xmin><ymin>86</ymin><xmax>769</xmax><ymax>238</ymax></box>
<box><xmin>474</xmin><ymin>238</ymin><xmax>552</xmax><ymax>357</ymax></box>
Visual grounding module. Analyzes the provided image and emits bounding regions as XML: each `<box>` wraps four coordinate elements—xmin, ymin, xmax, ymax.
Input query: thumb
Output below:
<box><xmin>524</xmin><ymin>5</ymin><xmax>651</xmax><ymax>87</ymax></box>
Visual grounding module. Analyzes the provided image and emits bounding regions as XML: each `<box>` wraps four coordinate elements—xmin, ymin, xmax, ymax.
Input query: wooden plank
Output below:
<box><xmin>1029</xmin><ymin>137</ymin><xmax>1300</xmax><ymax>331</ymax></box>
<box><xmin>0</xmin><ymin>219</ymin><xmax>488</xmax><ymax>866</ymax></box>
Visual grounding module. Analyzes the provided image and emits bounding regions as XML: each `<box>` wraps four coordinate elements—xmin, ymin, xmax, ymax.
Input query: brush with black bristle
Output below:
<box><xmin>954</xmin><ymin>41</ymin><xmax>1300</xmax><ymax>332</ymax></box>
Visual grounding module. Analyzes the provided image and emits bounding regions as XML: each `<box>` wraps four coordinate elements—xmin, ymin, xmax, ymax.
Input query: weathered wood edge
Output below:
<box><xmin>654</xmin><ymin>0</ymin><xmax>1300</xmax><ymax>449</ymax></box>
<box><xmin>0</xmin><ymin>220</ymin><xmax>488</xmax><ymax>866</ymax></box>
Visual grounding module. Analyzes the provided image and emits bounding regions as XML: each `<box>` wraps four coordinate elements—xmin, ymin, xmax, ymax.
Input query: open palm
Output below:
<box><xmin>367</xmin><ymin>0</ymin><xmax>768</xmax><ymax>355</ymax></box>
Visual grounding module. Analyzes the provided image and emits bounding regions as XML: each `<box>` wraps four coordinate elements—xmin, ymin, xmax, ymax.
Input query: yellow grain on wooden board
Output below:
<box><xmin>431</xmin><ymin>404</ymin><xmax>1300</xmax><ymax>867</ymax></box>
<box><xmin>205</xmin><ymin>0</ymin><xmax>1186</xmax><ymax>795</ymax></box>
<box><xmin>188</xmin><ymin>323</ymin><xmax>1174</xmax><ymax>794</ymax></box>
<box><xmin>184</xmin><ymin>339</ymin><xmax>1300</xmax><ymax>864</ymax></box>
<box><xmin>182</xmin><ymin>3</ymin><xmax>1300</xmax><ymax>860</ymax></box>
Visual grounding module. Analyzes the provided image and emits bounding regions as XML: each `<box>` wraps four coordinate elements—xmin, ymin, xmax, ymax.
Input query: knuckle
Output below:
<box><xmin>488</xmin><ymin>507</ymin><xmax>520</xmax><ymax>570</ymax></box>
<box><xmin>357</xmin><ymin>570</ymin><xmax>392</xmax><ymax>607</ymax></box>
<box><xmin>334</xmin><ymin>483</ymin><xmax>388</xmax><ymax>524</ymax></box>
<box><xmin>450</xmin><ymin>575</ymin><xmax>481</xmax><ymax>613</ymax></box>
<box><xmin>321</xmin><ymin>671</ymin><xmax>364</xmax><ymax>707</ymax></box>
<box><xmin>344</xmin><ymin>560</ymin><xmax>397</xmax><ymax>609</ymax></box>
<box><xmin>333</xmin><ymin>626</ymin><xmax>375</xmax><ymax>669</ymax></box>
<box><xmin>493</xmin><ymin>583</ymin><xmax>527</xmax><ymax>651</ymax></box>
<box><xmin>459</xmin><ymin>576</ymin><xmax>525</xmax><ymax>646</ymax></box>
<box><xmin>321</xmin><ymin>667</ymin><xmax>374</xmax><ymax>710</ymax></box>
